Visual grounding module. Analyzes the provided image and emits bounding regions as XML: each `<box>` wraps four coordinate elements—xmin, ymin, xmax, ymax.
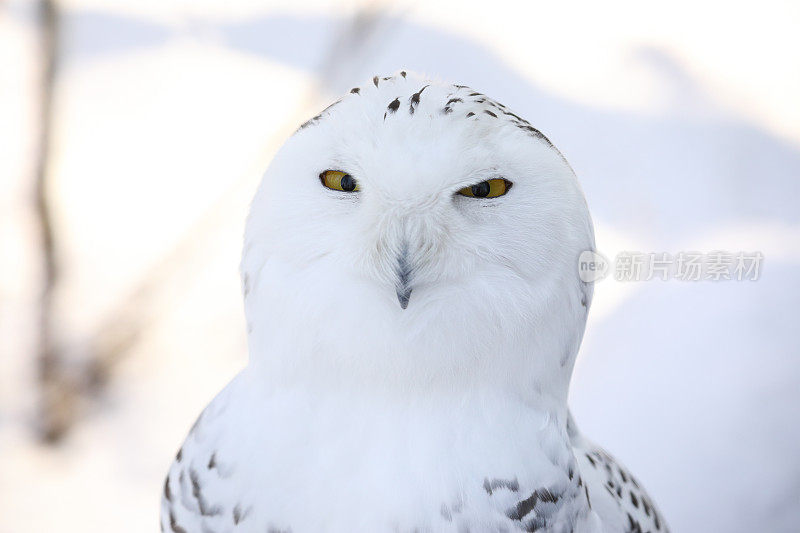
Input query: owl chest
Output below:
<box><xmin>197</xmin><ymin>393</ymin><xmax>590</xmax><ymax>532</ymax></box>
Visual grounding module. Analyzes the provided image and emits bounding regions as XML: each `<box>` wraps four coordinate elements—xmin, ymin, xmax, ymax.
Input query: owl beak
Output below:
<box><xmin>396</xmin><ymin>285</ymin><xmax>412</xmax><ymax>309</ymax></box>
<box><xmin>395</xmin><ymin>247</ymin><xmax>413</xmax><ymax>309</ymax></box>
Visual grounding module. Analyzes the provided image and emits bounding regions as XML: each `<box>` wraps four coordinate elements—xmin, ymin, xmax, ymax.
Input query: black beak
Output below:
<box><xmin>395</xmin><ymin>248</ymin><xmax>413</xmax><ymax>310</ymax></box>
<box><xmin>396</xmin><ymin>285</ymin><xmax>412</xmax><ymax>309</ymax></box>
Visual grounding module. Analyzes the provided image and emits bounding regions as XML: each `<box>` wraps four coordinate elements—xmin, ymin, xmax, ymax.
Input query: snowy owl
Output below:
<box><xmin>161</xmin><ymin>71</ymin><xmax>669</xmax><ymax>533</ymax></box>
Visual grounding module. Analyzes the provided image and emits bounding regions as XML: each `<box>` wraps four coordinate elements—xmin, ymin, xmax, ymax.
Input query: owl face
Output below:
<box><xmin>242</xmin><ymin>72</ymin><xmax>594</xmax><ymax>396</ymax></box>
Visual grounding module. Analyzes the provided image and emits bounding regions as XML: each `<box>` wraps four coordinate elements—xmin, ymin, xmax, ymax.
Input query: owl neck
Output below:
<box><xmin>245</xmin><ymin>318</ymin><xmax>580</xmax><ymax>414</ymax></box>
<box><xmin>242</xmin><ymin>258</ymin><xmax>588</xmax><ymax>410</ymax></box>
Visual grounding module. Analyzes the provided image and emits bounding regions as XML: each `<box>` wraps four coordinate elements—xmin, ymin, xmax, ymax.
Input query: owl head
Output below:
<box><xmin>242</xmin><ymin>71</ymin><xmax>594</xmax><ymax>404</ymax></box>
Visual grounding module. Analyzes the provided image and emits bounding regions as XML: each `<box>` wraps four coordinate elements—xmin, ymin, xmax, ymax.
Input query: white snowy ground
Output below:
<box><xmin>1</xmin><ymin>1</ymin><xmax>798</xmax><ymax>532</ymax></box>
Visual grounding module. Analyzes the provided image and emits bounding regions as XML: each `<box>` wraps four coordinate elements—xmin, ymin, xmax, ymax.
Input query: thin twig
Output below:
<box><xmin>34</xmin><ymin>0</ymin><xmax>70</xmax><ymax>442</ymax></box>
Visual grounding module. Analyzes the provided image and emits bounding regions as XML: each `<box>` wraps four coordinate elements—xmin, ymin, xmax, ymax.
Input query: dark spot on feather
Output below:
<box><xmin>484</xmin><ymin>110</ymin><xmax>497</xmax><ymax>118</ymax></box>
<box><xmin>483</xmin><ymin>477</ymin><xmax>520</xmax><ymax>495</ymax></box>
<box><xmin>169</xmin><ymin>510</ymin><xmax>187</xmax><ymax>533</ymax></box>
<box><xmin>538</xmin><ymin>488</ymin><xmax>559</xmax><ymax>503</ymax></box>
<box><xmin>400</xmin><ymin>71</ymin><xmax>407</xmax><ymax>78</ymax></box>
<box><xmin>642</xmin><ymin>497</ymin><xmax>652</xmax><ymax>516</ymax></box>
<box><xmin>233</xmin><ymin>504</ymin><xmax>250</xmax><ymax>525</ymax></box>
<box><xmin>409</xmin><ymin>85</ymin><xmax>429</xmax><ymax>114</ymax></box>
<box><xmin>630</xmin><ymin>491</ymin><xmax>639</xmax><ymax>508</ymax></box>
<box><xmin>387</xmin><ymin>98</ymin><xmax>400</xmax><ymax>112</ymax></box>
<box><xmin>446</xmin><ymin>98</ymin><xmax>463</xmax><ymax>105</ymax></box>
<box><xmin>298</xmin><ymin>114</ymin><xmax>321</xmax><ymax>130</ymax></box>
<box><xmin>508</xmin><ymin>488</ymin><xmax>560</xmax><ymax>521</ymax></box>
<box><xmin>440</xmin><ymin>505</ymin><xmax>452</xmax><ymax>521</ymax></box>
<box><xmin>296</xmin><ymin>100</ymin><xmax>340</xmax><ymax>131</ymax></box>
<box><xmin>164</xmin><ymin>477</ymin><xmax>172</xmax><ymax>501</ymax></box>
<box><xmin>627</xmin><ymin>513</ymin><xmax>643</xmax><ymax>533</ymax></box>
<box><xmin>350</xmin><ymin>87</ymin><xmax>360</xmax><ymax>94</ymax></box>
<box><xmin>466</xmin><ymin>112</ymin><xmax>475</xmax><ymax>117</ymax></box>
<box><xmin>190</xmin><ymin>468</ymin><xmax>222</xmax><ymax>516</ymax></box>
<box><xmin>207</xmin><ymin>452</ymin><xmax>217</xmax><ymax>470</ymax></box>
<box><xmin>373</xmin><ymin>75</ymin><xmax>379</xmax><ymax>87</ymax></box>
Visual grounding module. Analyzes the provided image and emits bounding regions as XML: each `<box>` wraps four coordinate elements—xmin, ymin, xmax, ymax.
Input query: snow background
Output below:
<box><xmin>1</xmin><ymin>0</ymin><xmax>798</xmax><ymax>531</ymax></box>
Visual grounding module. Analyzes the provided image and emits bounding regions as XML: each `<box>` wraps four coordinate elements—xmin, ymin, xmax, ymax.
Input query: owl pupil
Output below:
<box><xmin>340</xmin><ymin>174</ymin><xmax>356</xmax><ymax>191</ymax></box>
<box><xmin>472</xmin><ymin>181</ymin><xmax>490</xmax><ymax>197</ymax></box>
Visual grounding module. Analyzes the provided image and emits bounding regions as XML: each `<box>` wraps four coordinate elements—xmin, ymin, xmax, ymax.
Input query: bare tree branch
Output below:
<box><xmin>34</xmin><ymin>0</ymin><xmax>70</xmax><ymax>442</ymax></box>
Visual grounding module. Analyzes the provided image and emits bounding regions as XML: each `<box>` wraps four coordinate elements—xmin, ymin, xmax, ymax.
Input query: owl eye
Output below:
<box><xmin>457</xmin><ymin>178</ymin><xmax>512</xmax><ymax>198</ymax></box>
<box><xmin>320</xmin><ymin>170</ymin><xmax>359</xmax><ymax>192</ymax></box>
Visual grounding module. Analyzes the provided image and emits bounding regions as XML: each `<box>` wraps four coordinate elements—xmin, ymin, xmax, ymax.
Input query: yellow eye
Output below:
<box><xmin>320</xmin><ymin>170</ymin><xmax>359</xmax><ymax>192</ymax></box>
<box><xmin>458</xmin><ymin>178</ymin><xmax>512</xmax><ymax>198</ymax></box>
